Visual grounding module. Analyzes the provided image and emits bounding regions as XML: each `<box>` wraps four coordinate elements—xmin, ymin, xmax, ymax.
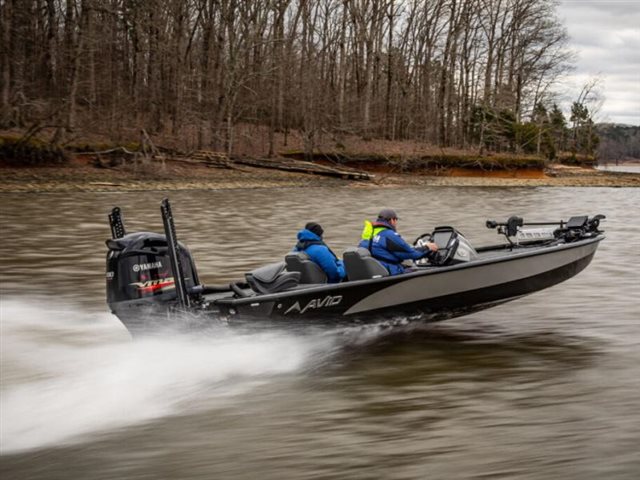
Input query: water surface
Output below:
<box><xmin>597</xmin><ymin>164</ymin><xmax>640</xmax><ymax>174</ymax></box>
<box><xmin>1</xmin><ymin>187</ymin><xmax>639</xmax><ymax>479</ymax></box>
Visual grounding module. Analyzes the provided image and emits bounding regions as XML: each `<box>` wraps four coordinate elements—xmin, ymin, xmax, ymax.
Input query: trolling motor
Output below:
<box><xmin>486</xmin><ymin>214</ymin><xmax>605</xmax><ymax>246</ymax></box>
<box><xmin>553</xmin><ymin>214</ymin><xmax>606</xmax><ymax>242</ymax></box>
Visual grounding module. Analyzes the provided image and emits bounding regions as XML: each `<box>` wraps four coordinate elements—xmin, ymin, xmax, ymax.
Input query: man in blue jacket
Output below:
<box><xmin>293</xmin><ymin>222</ymin><xmax>346</xmax><ymax>283</ymax></box>
<box><xmin>359</xmin><ymin>208</ymin><xmax>438</xmax><ymax>275</ymax></box>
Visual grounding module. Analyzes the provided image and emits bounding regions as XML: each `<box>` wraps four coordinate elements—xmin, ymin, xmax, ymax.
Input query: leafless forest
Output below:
<box><xmin>2</xmin><ymin>0</ymin><xmax>598</xmax><ymax>158</ymax></box>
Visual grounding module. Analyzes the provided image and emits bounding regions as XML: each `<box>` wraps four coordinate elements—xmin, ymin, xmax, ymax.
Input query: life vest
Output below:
<box><xmin>360</xmin><ymin>219</ymin><xmax>393</xmax><ymax>253</ymax></box>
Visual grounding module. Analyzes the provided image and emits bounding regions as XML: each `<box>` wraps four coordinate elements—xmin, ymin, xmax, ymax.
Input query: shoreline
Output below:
<box><xmin>1</xmin><ymin>161</ymin><xmax>638</xmax><ymax>193</ymax></box>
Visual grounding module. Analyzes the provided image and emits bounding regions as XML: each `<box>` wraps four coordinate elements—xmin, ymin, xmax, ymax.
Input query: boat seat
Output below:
<box><xmin>245</xmin><ymin>261</ymin><xmax>301</xmax><ymax>294</ymax></box>
<box><xmin>343</xmin><ymin>247</ymin><xmax>390</xmax><ymax>281</ymax></box>
<box><xmin>284</xmin><ymin>252</ymin><xmax>328</xmax><ymax>284</ymax></box>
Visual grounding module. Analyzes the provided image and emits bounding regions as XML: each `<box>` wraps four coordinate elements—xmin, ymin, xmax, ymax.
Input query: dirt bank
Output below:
<box><xmin>0</xmin><ymin>158</ymin><xmax>638</xmax><ymax>193</ymax></box>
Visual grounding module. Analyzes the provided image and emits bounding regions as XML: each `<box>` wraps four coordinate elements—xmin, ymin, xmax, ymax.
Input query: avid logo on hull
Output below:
<box><xmin>285</xmin><ymin>295</ymin><xmax>342</xmax><ymax>315</ymax></box>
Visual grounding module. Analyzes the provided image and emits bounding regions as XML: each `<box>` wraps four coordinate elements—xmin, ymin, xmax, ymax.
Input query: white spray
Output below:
<box><xmin>0</xmin><ymin>299</ymin><xmax>336</xmax><ymax>453</ymax></box>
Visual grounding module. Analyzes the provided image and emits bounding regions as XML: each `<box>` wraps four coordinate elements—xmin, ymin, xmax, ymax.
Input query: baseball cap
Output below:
<box><xmin>377</xmin><ymin>208</ymin><xmax>399</xmax><ymax>220</ymax></box>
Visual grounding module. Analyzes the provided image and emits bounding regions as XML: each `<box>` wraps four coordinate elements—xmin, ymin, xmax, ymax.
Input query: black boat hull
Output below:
<box><xmin>111</xmin><ymin>236</ymin><xmax>601</xmax><ymax>333</ymax></box>
<box><xmin>106</xmin><ymin>200</ymin><xmax>604</xmax><ymax>335</ymax></box>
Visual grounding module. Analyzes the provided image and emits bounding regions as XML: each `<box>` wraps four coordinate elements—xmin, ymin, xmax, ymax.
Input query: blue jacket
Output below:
<box><xmin>358</xmin><ymin>220</ymin><xmax>430</xmax><ymax>275</ymax></box>
<box><xmin>294</xmin><ymin>229</ymin><xmax>346</xmax><ymax>283</ymax></box>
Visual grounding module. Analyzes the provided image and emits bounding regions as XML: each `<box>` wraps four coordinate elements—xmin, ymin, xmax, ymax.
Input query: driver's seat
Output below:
<box><xmin>343</xmin><ymin>247</ymin><xmax>389</xmax><ymax>281</ymax></box>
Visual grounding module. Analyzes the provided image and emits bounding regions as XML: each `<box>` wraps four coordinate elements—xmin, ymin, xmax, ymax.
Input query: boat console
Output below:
<box><xmin>414</xmin><ymin>227</ymin><xmax>479</xmax><ymax>266</ymax></box>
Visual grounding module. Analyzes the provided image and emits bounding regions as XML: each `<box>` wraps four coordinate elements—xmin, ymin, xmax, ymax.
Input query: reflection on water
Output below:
<box><xmin>1</xmin><ymin>187</ymin><xmax>640</xmax><ymax>479</ymax></box>
<box><xmin>334</xmin><ymin>323</ymin><xmax>599</xmax><ymax>376</ymax></box>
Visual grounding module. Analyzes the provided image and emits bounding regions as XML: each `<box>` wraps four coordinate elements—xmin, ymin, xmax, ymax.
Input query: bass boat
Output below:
<box><xmin>106</xmin><ymin>199</ymin><xmax>605</xmax><ymax>335</ymax></box>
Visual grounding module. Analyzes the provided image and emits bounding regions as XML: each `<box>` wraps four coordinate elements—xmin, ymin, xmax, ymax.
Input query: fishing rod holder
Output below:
<box><xmin>161</xmin><ymin>198</ymin><xmax>191</xmax><ymax>309</ymax></box>
<box><xmin>109</xmin><ymin>207</ymin><xmax>126</xmax><ymax>239</ymax></box>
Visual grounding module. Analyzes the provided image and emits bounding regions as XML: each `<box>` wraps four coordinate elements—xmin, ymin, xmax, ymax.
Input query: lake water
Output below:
<box><xmin>597</xmin><ymin>164</ymin><xmax>640</xmax><ymax>174</ymax></box>
<box><xmin>1</xmin><ymin>187</ymin><xmax>639</xmax><ymax>479</ymax></box>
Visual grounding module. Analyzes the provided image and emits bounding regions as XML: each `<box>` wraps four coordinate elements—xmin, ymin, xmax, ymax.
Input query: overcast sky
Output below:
<box><xmin>556</xmin><ymin>0</ymin><xmax>640</xmax><ymax>125</ymax></box>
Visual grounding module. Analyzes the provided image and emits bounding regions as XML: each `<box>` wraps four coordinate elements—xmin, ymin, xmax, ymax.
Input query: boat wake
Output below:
<box><xmin>1</xmin><ymin>296</ymin><xmax>605</xmax><ymax>455</ymax></box>
<box><xmin>0</xmin><ymin>298</ymin><xmax>338</xmax><ymax>454</ymax></box>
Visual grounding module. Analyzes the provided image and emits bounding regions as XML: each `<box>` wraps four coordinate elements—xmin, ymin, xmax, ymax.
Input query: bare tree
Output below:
<box><xmin>2</xmin><ymin>0</ymin><xmax>574</xmax><ymax>156</ymax></box>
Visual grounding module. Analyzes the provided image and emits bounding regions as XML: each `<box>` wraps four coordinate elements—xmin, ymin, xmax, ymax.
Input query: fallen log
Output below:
<box><xmin>88</xmin><ymin>181</ymin><xmax>124</xmax><ymax>187</ymax></box>
<box><xmin>191</xmin><ymin>150</ymin><xmax>230</xmax><ymax>166</ymax></box>
<box><xmin>170</xmin><ymin>156</ymin><xmax>227</xmax><ymax>167</ymax></box>
<box><xmin>83</xmin><ymin>146</ymin><xmax>372</xmax><ymax>180</ymax></box>
<box><xmin>77</xmin><ymin>146</ymin><xmax>137</xmax><ymax>155</ymax></box>
<box><xmin>170</xmin><ymin>151</ymin><xmax>250</xmax><ymax>171</ymax></box>
<box><xmin>231</xmin><ymin>157</ymin><xmax>373</xmax><ymax>180</ymax></box>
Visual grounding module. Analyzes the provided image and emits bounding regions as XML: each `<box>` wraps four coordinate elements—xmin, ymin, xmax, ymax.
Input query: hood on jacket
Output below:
<box><xmin>373</xmin><ymin>219</ymin><xmax>395</xmax><ymax>231</ymax></box>
<box><xmin>297</xmin><ymin>228</ymin><xmax>322</xmax><ymax>242</ymax></box>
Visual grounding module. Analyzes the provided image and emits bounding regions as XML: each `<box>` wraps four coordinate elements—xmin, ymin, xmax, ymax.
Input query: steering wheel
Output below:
<box><xmin>413</xmin><ymin>233</ymin><xmax>447</xmax><ymax>266</ymax></box>
<box><xmin>413</xmin><ymin>233</ymin><xmax>432</xmax><ymax>247</ymax></box>
<box><xmin>414</xmin><ymin>232</ymin><xmax>459</xmax><ymax>266</ymax></box>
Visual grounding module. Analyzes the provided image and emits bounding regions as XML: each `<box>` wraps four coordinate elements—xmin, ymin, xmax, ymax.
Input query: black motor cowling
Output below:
<box><xmin>106</xmin><ymin>232</ymin><xmax>199</xmax><ymax>309</ymax></box>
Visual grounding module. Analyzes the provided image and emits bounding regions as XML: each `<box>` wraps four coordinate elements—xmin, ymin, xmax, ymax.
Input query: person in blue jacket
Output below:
<box><xmin>293</xmin><ymin>222</ymin><xmax>346</xmax><ymax>283</ymax></box>
<box><xmin>359</xmin><ymin>208</ymin><xmax>438</xmax><ymax>275</ymax></box>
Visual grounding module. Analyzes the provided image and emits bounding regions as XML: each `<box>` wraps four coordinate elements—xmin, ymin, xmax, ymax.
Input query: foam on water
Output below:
<box><xmin>0</xmin><ymin>298</ymin><xmax>336</xmax><ymax>453</ymax></box>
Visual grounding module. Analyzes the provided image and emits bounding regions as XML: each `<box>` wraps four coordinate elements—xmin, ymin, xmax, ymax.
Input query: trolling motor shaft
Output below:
<box><xmin>486</xmin><ymin>214</ymin><xmax>605</xmax><ymax>245</ymax></box>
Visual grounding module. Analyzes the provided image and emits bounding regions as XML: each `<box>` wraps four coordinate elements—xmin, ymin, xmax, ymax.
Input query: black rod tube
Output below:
<box><xmin>161</xmin><ymin>199</ymin><xmax>190</xmax><ymax>309</ymax></box>
<box><xmin>109</xmin><ymin>207</ymin><xmax>126</xmax><ymax>239</ymax></box>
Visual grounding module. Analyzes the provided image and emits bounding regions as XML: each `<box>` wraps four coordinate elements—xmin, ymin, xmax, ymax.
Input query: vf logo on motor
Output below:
<box><xmin>130</xmin><ymin>277</ymin><xmax>175</xmax><ymax>293</ymax></box>
<box><xmin>284</xmin><ymin>295</ymin><xmax>342</xmax><ymax>315</ymax></box>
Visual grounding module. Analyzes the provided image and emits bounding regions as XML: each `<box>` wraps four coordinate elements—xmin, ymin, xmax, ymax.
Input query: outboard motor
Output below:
<box><xmin>106</xmin><ymin>232</ymin><xmax>199</xmax><ymax>307</ymax></box>
<box><xmin>106</xmin><ymin>203</ymin><xmax>200</xmax><ymax>334</ymax></box>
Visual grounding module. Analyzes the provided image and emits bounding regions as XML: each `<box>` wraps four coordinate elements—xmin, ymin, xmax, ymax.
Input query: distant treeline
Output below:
<box><xmin>597</xmin><ymin>124</ymin><xmax>640</xmax><ymax>163</ymax></box>
<box><xmin>1</xmin><ymin>0</ymin><xmax>596</xmax><ymax>158</ymax></box>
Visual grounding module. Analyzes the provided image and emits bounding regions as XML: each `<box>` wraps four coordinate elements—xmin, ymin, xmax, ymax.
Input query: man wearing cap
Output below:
<box><xmin>359</xmin><ymin>208</ymin><xmax>438</xmax><ymax>275</ymax></box>
<box><xmin>293</xmin><ymin>222</ymin><xmax>346</xmax><ymax>283</ymax></box>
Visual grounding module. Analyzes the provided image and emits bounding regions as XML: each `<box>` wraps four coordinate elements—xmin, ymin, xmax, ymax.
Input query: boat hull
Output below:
<box><xmin>112</xmin><ymin>236</ymin><xmax>602</xmax><ymax>335</ymax></box>
<box><xmin>106</xmin><ymin>200</ymin><xmax>606</xmax><ymax>335</ymax></box>
<box><xmin>209</xmin><ymin>236</ymin><xmax>601</xmax><ymax>326</ymax></box>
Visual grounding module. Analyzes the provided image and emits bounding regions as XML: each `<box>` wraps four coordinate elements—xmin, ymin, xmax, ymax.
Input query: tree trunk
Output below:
<box><xmin>67</xmin><ymin>0</ymin><xmax>88</xmax><ymax>131</ymax></box>
<box><xmin>0</xmin><ymin>0</ymin><xmax>12</xmax><ymax>124</ymax></box>
<box><xmin>438</xmin><ymin>0</ymin><xmax>456</xmax><ymax>147</ymax></box>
